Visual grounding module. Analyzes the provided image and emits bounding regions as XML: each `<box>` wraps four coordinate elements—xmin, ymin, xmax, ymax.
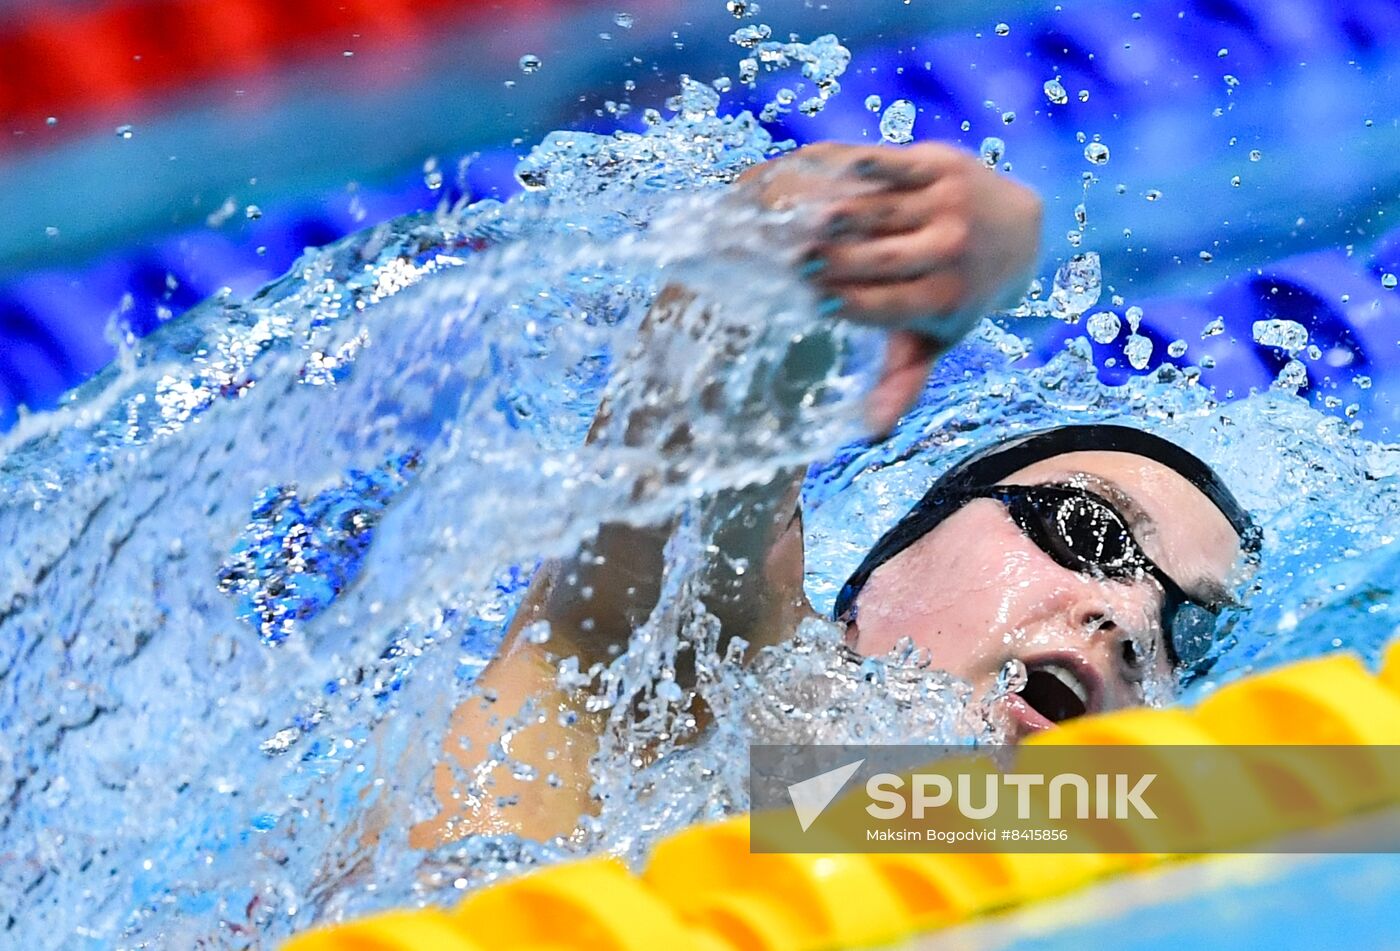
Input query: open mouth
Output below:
<box><xmin>1016</xmin><ymin>660</ymin><xmax>1094</xmax><ymax>724</ymax></box>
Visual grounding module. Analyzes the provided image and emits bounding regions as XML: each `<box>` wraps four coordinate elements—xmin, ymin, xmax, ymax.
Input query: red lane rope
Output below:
<box><xmin>1</xmin><ymin>0</ymin><xmax>562</xmax><ymax>146</ymax></box>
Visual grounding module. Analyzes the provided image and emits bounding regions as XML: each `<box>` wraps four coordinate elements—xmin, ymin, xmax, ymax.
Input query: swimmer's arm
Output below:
<box><xmin>414</xmin><ymin>143</ymin><xmax>1044</xmax><ymax>843</ymax></box>
<box><xmin>411</xmin><ymin>292</ymin><xmax>816</xmax><ymax>846</ymax></box>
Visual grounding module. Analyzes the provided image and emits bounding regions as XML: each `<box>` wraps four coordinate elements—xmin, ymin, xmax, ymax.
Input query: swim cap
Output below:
<box><xmin>831</xmin><ymin>423</ymin><xmax>1261</xmax><ymax>628</ymax></box>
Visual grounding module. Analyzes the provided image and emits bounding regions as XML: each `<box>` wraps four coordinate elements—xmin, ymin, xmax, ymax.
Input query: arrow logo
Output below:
<box><xmin>787</xmin><ymin>758</ymin><xmax>865</xmax><ymax>832</ymax></box>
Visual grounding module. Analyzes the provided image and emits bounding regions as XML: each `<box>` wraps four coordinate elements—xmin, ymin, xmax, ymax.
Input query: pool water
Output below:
<box><xmin>3</xmin><ymin>10</ymin><xmax>1399</xmax><ymax>951</ymax></box>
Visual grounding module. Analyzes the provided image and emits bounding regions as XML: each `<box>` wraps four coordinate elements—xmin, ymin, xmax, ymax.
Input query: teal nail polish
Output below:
<box><xmin>818</xmin><ymin>296</ymin><xmax>844</xmax><ymax>316</ymax></box>
<box><xmin>853</xmin><ymin>158</ymin><xmax>882</xmax><ymax>178</ymax></box>
<box><xmin>799</xmin><ymin>257</ymin><xmax>827</xmax><ymax>278</ymax></box>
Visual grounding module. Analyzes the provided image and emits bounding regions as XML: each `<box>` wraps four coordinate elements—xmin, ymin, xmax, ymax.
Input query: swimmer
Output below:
<box><xmin>409</xmin><ymin>142</ymin><xmax>1260</xmax><ymax>845</ymax></box>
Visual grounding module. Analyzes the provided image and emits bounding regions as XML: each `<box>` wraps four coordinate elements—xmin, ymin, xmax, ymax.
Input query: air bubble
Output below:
<box><xmin>994</xmin><ymin>22</ymin><xmax>1011</xmax><ymax>36</ymax></box>
<box><xmin>1084</xmin><ymin>141</ymin><xmax>1110</xmax><ymax>164</ymax></box>
<box><xmin>1382</xmin><ymin>273</ymin><xmax>1398</xmax><ymax>290</ymax></box>
<box><xmin>1167</xmin><ymin>339</ymin><xmax>1188</xmax><ymax>358</ymax></box>
<box><xmin>1043</xmin><ymin>77</ymin><xmax>1069</xmax><ymax>105</ymax></box>
<box><xmin>1201</xmin><ymin>317</ymin><xmax>1225</xmax><ymax>338</ymax></box>
<box><xmin>519</xmin><ymin>54</ymin><xmax>542</xmax><ymax>74</ymax></box>
<box><xmin>115</xmin><ymin>124</ymin><xmax>134</xmax><ymax>139</ymax></box>
<box><xmin>1145</xmin><ymin>188</ymin><xmax>1162</xmax><ymax>201</ymax></box>
<box><xmin>614</xmin><ymin>12</ymin><xmax>634</xmax><ymax>28</ymax></box>
<box><xmin>1249</xmin><ymin>149</ymin><xmax>1262</xmax><ymax>161</ymax></box>
<box><xmin>865</xmin><ymin>94</ymin><xmax>882</xmax><ymax>113</ymax></box>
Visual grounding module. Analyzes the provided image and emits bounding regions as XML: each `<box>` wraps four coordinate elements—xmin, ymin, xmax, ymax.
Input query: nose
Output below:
<box><xmin>1065</xmin><ymin>593</ymin><xmax>1152</xmax><ymax>687</ymax></box>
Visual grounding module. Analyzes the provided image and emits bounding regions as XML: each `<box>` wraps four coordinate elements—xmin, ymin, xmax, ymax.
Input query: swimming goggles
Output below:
<box><xmin>832</xmin><ymin>424</ymin><xmax>1261</xmax><ymax>678</ymax></box>
<box><xmin>840</xmin><ymin>481</ymin><xmax>1227</xmax><ymax>672</ymax></box>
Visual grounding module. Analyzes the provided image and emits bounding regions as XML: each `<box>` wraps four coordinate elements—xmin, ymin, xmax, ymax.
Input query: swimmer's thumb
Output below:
<box><xmin>865</xmin><ymin>331</ymin><xmax>938</xmax><ymax>436</ymax></box>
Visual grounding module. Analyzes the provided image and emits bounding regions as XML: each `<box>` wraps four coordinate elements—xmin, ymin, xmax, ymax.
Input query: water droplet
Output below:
<box><xmin>1382</xmin><ymin>273</ymin><xmax>1398</xmax><ymax>290</ymax></box>
<box><xmin>865</xmin><ymin>94</ymin><xmax>882</xmax><ymax>113</ymax></box>
<box><xmin>1217</xmin><ymin>47</ymin><xmax>1229</xmax><ymax>57</ymax></box>
<box><xmin>1001</xmin><ymin>110</ymin><xmax>1016</xmax><ymax>124</ymax></box>
<box><xmin>45</xmin><ymin>116</ymin><xmax>57</xmax><ymax>127</ymax></box>
<box><xmin>1168</xmin><ymin>339</ymin><xmax>1188</xmax><ymax>358</ymax></box>
<box><xmin>115</xmin><ymin>124</ymin><xmax>134</xmax><ymax>140</ymax></box>
<box><xmin>244</xmin><ymin>204</ymin><xmax>262</xmax><ymax>220</ymax></box>
<box><xmin>1043</xmin><ymin>77</ymin><xmax>1069</xmax><ymax>105</ymax></box>
<box><xmin>979</xmin><ymin>136</ymin><xmax>1005</xmax><ymax>167</ymax></box>
<box><xmin>726</xmin><ymin>0</ymin><xmax>752</xmax><ymax>17</ymax></box>
<box><xmin>1201</xmin><ymin>317</ymin><xmax>1225</xmax><ymax>338</ymax></box>
<box><xmin>1084</xmin><ymin>141</ymin><xmax>1110</xmax><ymax>164</ymax></box>
<box><xmin>1249</xmin><ymin>149</ymin><xmax>1262</xmax><ymax>162</ymax></box>
<box><xmin>1252</xmin><ymin>318</ymin><xmax>1309</xmax><ymax>352</ymax></box>
<box><xmin>1145</xmin><ymin>188</ymin><xmax>1162</xmax><ymax>201</ymax></box>
<box><xmin>994</xmin><ymin>22</ymin><xmax>1011</xmax><ymax>36</ymax></box>
<box><xmin>713</xmin><ymin>76</ymin><xmax>732</xmax><ymax>92</ymax></box>
<box><xmin>1050</xmin><ymin>252</ymin><xmax>1102</xmax><ymax>322</ymax></box>
<box><xmin>1125</xmin><ymin>333</ymin><xmax>1153</xmax><ymax>369</ymax></box>
<box><xmin>1223</xmin><ymin>74</ymin><xmax>1240</xmax><ymax>87</ymax></box>
<box><xmin>1087</xmin><ymin>310</ymin><xmax>1122</xmax><ymax>343</ymax></box>
<box><xmin>1078</xmin><ymin>89</ymin><xmax>1090</xmax><ymax>102</ymax></box>
<box><xmin>1275</xmin><ymin>358</ymin><xmax>1308</xmax><ymax>389</ymax></box>
<box><xmin>519</xmin><ymin>54</ymin><xmax>542</xmax><ymax>74</ymax></box>
<box><xmin>1231</xmin><ymin>175</ymin><xmax>1242</xmax><ymax>187</ymax></box>
<box><xmin>1356</xmin><ymin>375</ymin><xmax>1373</xmax><ymax>390</ymax></box>
<box><xmin>879</xmin><ymin>99</ymin><xmax>917</xmax><ymax>144</ymax></box>
<box><xmin>614</xmin><ymin>11</ymin><xmax>634</xmax><ymax>28</ymax></box>
<box><xmin>995</xmin><ymin>658</ymin><xmax>1028</xmax><ymax>694</ymax></box>
<box><xmin>1125</xmin><ymin>305</ymin><xmax>1144</xmax><ymax>332</ymax></box>
<box><xmin>1199</xmin><ymin>250</ymin><xmax>1213</xmax><ymax>262</ymax></box>
<box><xmin>44</xmin><ymin>225</ymin><xmax>59</xmax><ymax>238</ymax></box>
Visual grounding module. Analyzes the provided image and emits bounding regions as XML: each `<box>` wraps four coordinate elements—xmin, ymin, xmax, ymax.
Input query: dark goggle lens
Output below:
<box><xmin>1014</xmin><ymin>490</ymin><xmax>1139</xmax><ymax>577</ymax></box>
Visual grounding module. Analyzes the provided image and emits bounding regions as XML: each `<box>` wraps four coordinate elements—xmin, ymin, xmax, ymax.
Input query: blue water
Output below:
<box><xmin>2</xmin><ymin>11</ymin><xmax>1399</xmax><ymax>951</ymax></box>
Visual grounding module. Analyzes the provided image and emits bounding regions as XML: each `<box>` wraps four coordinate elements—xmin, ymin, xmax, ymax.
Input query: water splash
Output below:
<box><xmin>4</xmin><ymin>19</ymin><xmax>1400</xmax><ymax>951</ymax></box>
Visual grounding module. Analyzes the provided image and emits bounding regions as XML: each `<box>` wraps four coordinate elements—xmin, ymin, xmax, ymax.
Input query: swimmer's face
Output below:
<box><xmin>845</xmin><ymin>450</ymin><xmax>1245</xmax><ymax>741</ymax></box>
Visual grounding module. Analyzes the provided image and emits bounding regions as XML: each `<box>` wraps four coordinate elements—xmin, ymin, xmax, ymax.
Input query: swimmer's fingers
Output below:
<box><xmin>820</xmin><ymin>271</ymin><xmax>972</xmax><ymax>332</ymax></box>
<box><xmin>810</xmin><ymin>217</ymin><xmax>970</xmax><ymax>284</ymax></box>
<box><xmin>818</xmin><ymin>173</ymin><xmax>968</xmax><ymax>239</ymax></box>
<box><xmin>736</xmin><ymin>142</ymin><xmax>958</xmax><ymax>213</ymax></box>
<box><xmin>842</xmin><ymin>142</ymin><xmax>968</xmax><ymax>190</ymax></box>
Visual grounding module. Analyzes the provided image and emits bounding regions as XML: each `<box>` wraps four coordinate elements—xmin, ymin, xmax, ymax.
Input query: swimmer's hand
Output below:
<box><xmin>737</xmin><ymin>142</ymin><xmax>1042</xmax><ymax>433</ymax></box>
